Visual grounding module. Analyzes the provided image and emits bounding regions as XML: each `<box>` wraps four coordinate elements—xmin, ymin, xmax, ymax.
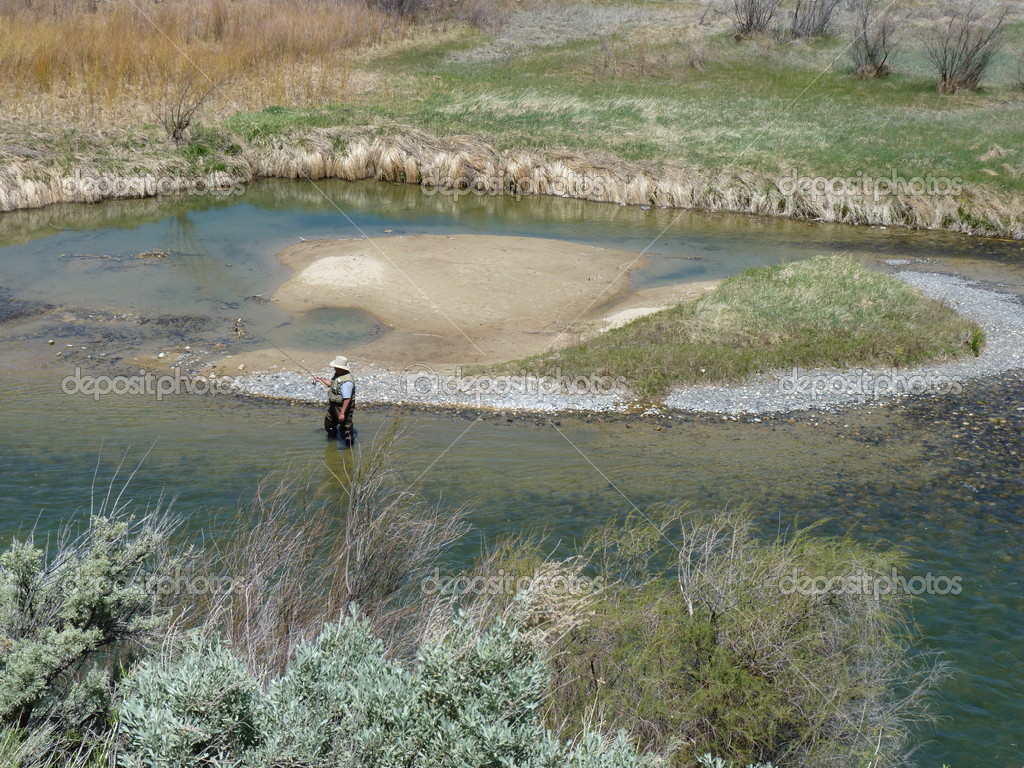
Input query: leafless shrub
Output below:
<box><xmin>849</xmin><ymin>0</ymin><xmax>904</xmax><ymax>78</ymax></box>
<box><xmin>453</xmin><ymin>0</ymin><xmax>511</xmax><ymax>32</ymax></box>
<box><xmin>193</xmin><ymin>426</ymin><xmax>470</xmax><ymax>677</ymax></box>
<box><xmin>428</xmin><ymin>537</ymin><xmax>600</xmax><ymax>654</ymax></box>
<box><xmin>789</xmin><ymin>0</ymin><xmax>842</xmax><ymax>39</ymax></box>
<box><xmin>153</xmin><ymin>71</ymin><xmax>219</xmax><ymax>145</ymax></box>
<box><xmin>697</xmin><ymin>1</ymin><xmax>719</xmax><ymax>26</ymax></box>
<box><xmin>548</xmin><ymin>507</ymin><xmax>950</xmax><ymax>767</ymax></box>
<box><xmin>686</xmin><ymin>31</ymin><xmax>710</xmax><ymax>69</ymax></box>
<box><xmin>730</xmin><ymin>0</ymin><xmax>783</xmax><ymax>37</ymax></box>
<box><xmin>926</xmin><ymin>0</ymin><xmax>1009</xmax><ymax>93</ymax></box>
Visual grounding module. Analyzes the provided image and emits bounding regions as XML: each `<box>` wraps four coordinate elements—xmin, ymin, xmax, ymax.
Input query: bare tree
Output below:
<box><xmin>154</xmin><ymin>71</ymin><xmax>219</xmax><ymax>145</ymax></box>
<box><xmin>790</xmin><ymin>0</ymin><xmax>842</xmax><ymax>39</ymax></box>
<box><xmin>926</xmin><ymin>0</ymin><xmax>1009</xmax><ymax>93</ymax></box>
<box><xmin>730</xmin><ymin>0</ymin><xmax>783</xmax><ymax>37</ymax></box>
<box><xmin>849</xmin><ymin>0</ymin><xmax>904</xmax><ymax>78</ymax></box>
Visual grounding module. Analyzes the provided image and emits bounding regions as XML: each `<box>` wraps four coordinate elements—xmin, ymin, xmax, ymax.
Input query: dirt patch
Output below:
<box><xmin>588</xmin><ymin>280</ymin><xmax>722</xmax><ymax>333</ymax></box>
<box><xmin>219</xmin><ymin>234</ymin><xmax>645</xmax><ymax>370</ymax></box>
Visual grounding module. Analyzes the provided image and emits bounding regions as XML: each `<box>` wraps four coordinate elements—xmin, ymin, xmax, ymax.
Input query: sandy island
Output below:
<box><xmin>213</xmin><ymin>234</ymin><xmax>719</xmax><ymax>373</ymax></box>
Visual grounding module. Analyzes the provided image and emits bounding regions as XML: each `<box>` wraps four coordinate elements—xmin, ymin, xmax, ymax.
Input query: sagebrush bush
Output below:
<box><xmin>119</xmin><ymin>638</ymin><xmax>262</xmax><ymax>767</ymax></box>
<box><xmin>0</xmin><ymin>509</ymin><xmax>179</xmax><ymax>731</ymax></box>
<box><xmin>118</xmin><ymin>607</ymin><xmax>659</xmax><ymax>768</ymax></box>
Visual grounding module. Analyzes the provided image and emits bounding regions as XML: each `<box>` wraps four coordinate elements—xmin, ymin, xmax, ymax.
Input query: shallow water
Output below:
<box><xmin>0</xmin><ymin>181</ymin><xmax>1022</xmax><ymax>766</ymax></box>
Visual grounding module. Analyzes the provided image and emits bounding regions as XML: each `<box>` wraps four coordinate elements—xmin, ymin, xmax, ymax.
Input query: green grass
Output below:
<box><xmin>222</xmin><ymin>104</ymin><xmax>359</xmax><ymax>142</ymax></box>
<box><xmin>503</xmin><ymin>257</ymin><xmax>985</xmax><ymax>398</ymax></box>
<box><xmin>224</xmin><ymin>23</ymin><xmax>1024</xmax><ymax>195</ymax></box>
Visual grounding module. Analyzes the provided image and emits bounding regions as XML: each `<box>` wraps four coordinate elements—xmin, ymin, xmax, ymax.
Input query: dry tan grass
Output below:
<box><xmin>0</xmin><ymin>0</ymin><xmax>398</xmax><ymax>127</ymax></box>
<box><xmin>2</xmin><ymin>124</ymin><xmax>1022</xmax><ymax>238</ymax></box>
<box><xmin>244</xmin><ymin>127</ymin><xmax>1024</xmax><ymax>238</ymax></box>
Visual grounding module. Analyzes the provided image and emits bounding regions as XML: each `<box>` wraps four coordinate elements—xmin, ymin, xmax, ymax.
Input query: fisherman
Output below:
<box><xmin>317</xmin><ymin>356</ymin><xmax>355</xmax><ymax>444</ymax></box>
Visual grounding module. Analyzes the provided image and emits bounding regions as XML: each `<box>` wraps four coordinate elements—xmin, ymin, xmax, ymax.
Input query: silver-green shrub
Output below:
<box><xmin>118</xmin><ymin>607</ymin><xmax>661</xmax><ymax>768</ymax></box>
<box><xmin>118</xmin><ymin>638</ymin><xmax>262</xmax><ymax>768</ymax></box>
<box><xmin>0</xmin><ymin>511</ymin><xmax>177</xmax><ymax>730</ymax></box>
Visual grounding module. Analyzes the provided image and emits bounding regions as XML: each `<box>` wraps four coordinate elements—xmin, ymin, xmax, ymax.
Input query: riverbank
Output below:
<box><xmin>4</xmin><ymin>0</ymin><xmax>1024</xmax><ymax>238</ymax></box>
<box><xmin>2</xmin><ymin>124</ymin><xmax>1022</xmax><ymax>241</ymax></box>
<box><xmin>227</xmin><ymin>268</ymin><xmax>1024</xmax><ymax>416</ymax></box>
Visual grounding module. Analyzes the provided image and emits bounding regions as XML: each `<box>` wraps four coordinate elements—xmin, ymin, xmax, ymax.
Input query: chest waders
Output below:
<box><xmin>325</xmin><ymin>373</ymin><xmax>356</xmax><ymax>445</ymax></box>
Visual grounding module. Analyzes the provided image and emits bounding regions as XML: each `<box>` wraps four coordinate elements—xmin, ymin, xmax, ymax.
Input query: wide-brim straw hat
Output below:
<box><xmin>329</xmin><ymin>356</ymin><xmax>350</xmax><ymax>369</ymax></box>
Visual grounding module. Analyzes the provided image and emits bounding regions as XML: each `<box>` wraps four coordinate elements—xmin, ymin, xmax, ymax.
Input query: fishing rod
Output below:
<box><xmin>231</xmin><ymin>315</ymin><xmax>331</xmax><ymax>387</ymax></box>
<box><xmin>269</xmin><ymin>341</ymin><xmax>331</xmax><ymax>387</ymax></box>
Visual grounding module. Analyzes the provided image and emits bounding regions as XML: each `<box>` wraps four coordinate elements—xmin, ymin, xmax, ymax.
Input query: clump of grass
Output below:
<box><xmin>511</xmin><ymin>256</ymin><xmax>985</xmax><ymax>398</ymax></box>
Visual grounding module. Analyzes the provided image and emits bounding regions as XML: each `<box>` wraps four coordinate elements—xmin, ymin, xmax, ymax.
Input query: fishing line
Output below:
<box><xmin>228</xmin><ymin>309</ymin><xmax>329</xmax><ymax>386</ymax></box>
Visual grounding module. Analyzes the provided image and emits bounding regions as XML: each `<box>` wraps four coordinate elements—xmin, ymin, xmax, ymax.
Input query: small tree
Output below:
<box><xmin>790</xmin><ymin>0</ymin><xmax>842</xmax><ymax>39</ymax></box>
<box><xmin>926</xmin><ymin>0</ymin><xmax>1009</xmax><ymax>93</ymax></box>
<box><xmin>154</xmin><ymin>71</ymin><xmax>219</xmax><ymax>145</ymax></box>
<box><xmin>849</xmin><ymin>0</ymin><xmax>904</xmax><ymax>78</ymax></box>
<box><xmin>730</xmin><ymin>0</ymin><xmax>783</xmax><ymax>37</ymax></box>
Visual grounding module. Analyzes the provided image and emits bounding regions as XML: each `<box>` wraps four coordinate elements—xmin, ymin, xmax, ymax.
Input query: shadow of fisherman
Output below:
<box><xmin>316</xmin><ymin>355</ymin><xmax>355</xmax><ymax>446</ymax></box>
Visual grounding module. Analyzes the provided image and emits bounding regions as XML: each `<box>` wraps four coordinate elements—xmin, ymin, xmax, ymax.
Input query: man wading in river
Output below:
<box><xmin>317</xmin><ymin>356</ymin><xmax>355</xmax><ymax>445</ymax></box>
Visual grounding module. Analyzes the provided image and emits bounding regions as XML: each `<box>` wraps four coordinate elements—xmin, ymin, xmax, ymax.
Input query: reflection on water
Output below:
<box><xmin>5</xmin><ymin>178</ymin><xmax>1024</xmax><ymax>312</ymax></box>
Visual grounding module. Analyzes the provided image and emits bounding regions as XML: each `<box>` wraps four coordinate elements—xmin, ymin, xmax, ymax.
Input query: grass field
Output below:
<box><xmin>501</xmin><ymin>256</ymin><xmax>986</xmax><ymax>397</ymax></box>
<box><xmin>224</xmin><ymin>4</ymin><xmax>1024</xmax><ymax>194</ymax></box>
<box><xmin>1</xmin><ymin>0</ymin><xmax>1022</xmax><ymax>233</ymax></box>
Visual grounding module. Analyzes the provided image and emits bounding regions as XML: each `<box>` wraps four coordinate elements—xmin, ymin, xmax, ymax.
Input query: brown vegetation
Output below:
<box><xmin>0</xmin><ymin>0</ymin><xmax>395</xmax><ymax>125</ymax></box>
<box><xmin>850</xmin><ymin>0</ymin><xmax>903</xmax><ymax>78</ymax></box>
<box><xmin>194</xmin><ymin>428</ymin><xmax>470</xmax><ymax>675</ymax></box>
<box><xmin>927</xmin><ymin>0</ymin><xmax>1009</xmax><ymax>93</ymax></box>
<box><xmin>3</xmin><ymin>124</ymin><xmax>1021</xmax><ymax>239</ymax></box>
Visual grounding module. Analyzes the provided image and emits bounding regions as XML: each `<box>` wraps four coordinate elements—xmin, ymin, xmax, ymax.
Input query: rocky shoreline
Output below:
<box><xmin>227</xmin><ymin>270</ymin><xmax>1024</xmax><ymax>418</ymax></box>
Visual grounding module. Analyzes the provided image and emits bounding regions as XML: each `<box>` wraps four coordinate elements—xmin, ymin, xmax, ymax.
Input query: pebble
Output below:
<box><xmin>664</xmin><ymin>271</ymin><xmax>1024</xmax><ymax>416</ymax></box>
<box><xmin>228</xmin><ymin>272</ymin><xmax>1024</xmax><ymax>418</ymax></box>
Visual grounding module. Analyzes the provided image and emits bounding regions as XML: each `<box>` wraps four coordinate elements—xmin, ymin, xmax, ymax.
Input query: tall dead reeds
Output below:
<box><xmin>192</xmin><ymin>427</ymin><xmax>470</xmax><ymax>676</ymax></box>
<box><xmin>0</xmin><ymin>0</ymin><xmax>391</xmax><ymax>120</ymax></box>
<box><xmin>1</xmin><ymin>126</ymin><xmax>1021</xmax><ymax>239</ymax></box>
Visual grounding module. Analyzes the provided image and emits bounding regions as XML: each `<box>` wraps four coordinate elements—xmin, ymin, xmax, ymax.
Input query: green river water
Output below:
<box><xmin>0</xmin><ymin>180</ymin><xmax>1021</xmax><ymax>766</ymax></box>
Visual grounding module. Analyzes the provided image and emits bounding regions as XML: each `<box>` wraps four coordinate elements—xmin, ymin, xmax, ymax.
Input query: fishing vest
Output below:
<box><xmin>329</xmin><ymin>372</ymin><xmax>356</xmax><ymax>406</ymax></box>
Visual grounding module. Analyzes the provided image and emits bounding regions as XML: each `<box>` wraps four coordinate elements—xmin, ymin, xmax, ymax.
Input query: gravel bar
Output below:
<box><xmin>229</xmin><ymin>362</ymin><xmax>633</xmax><ymax>414</ymax></box>
<box><xmin>665</xmin><ymin>271</ymin><xmax>1024</xmax><ymax>415</ymax></box>
<box><xmin>227</xmin><ymin>271</ymin><xmax>1024</xmax><ymax>417</ymax></box>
